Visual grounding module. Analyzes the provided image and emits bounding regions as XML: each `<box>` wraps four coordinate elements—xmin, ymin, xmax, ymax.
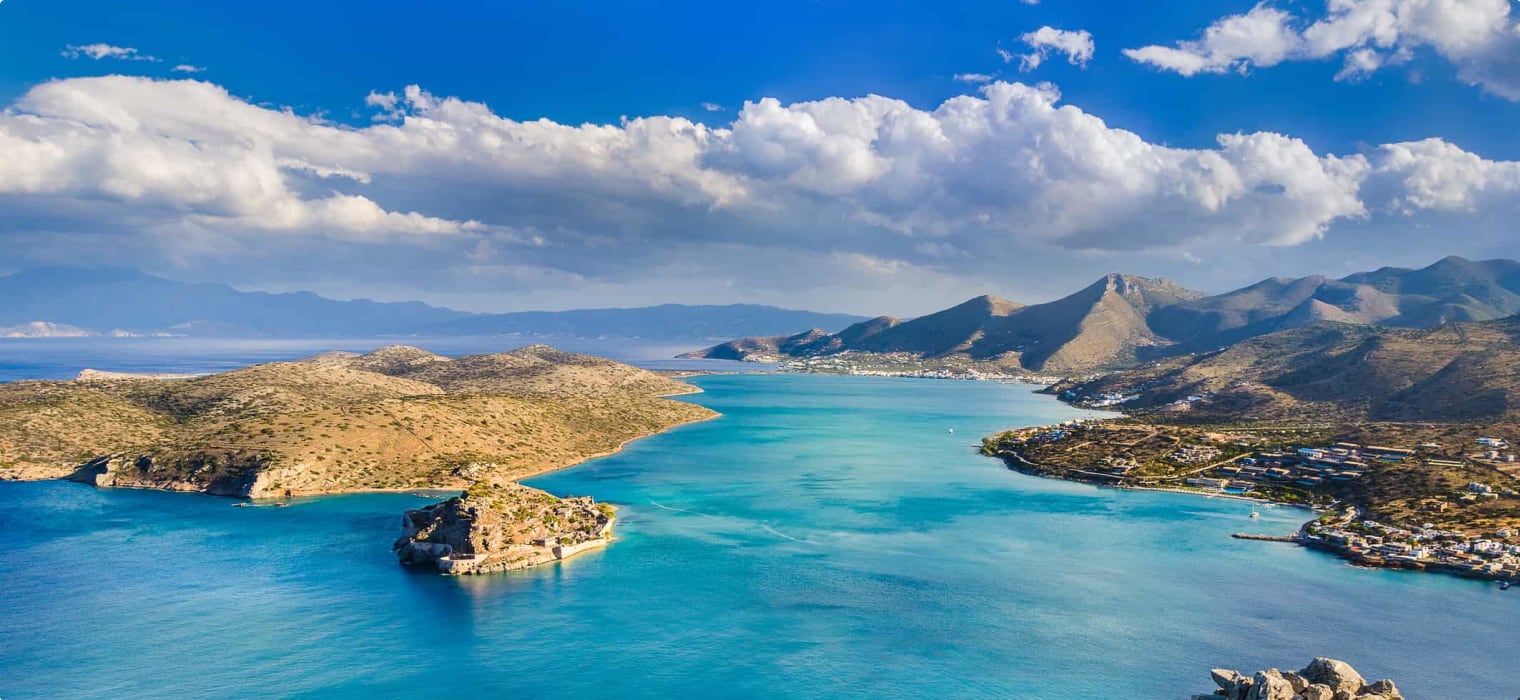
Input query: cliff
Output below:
<box><xmin>1193</xmin><ymin>658</ymin><xmax>1404</xmax><ymax>700</ymax></box>
<box><xmin>394</xmin><ymin>482</ymin><xmax>614</xmax><ymax>575</ymax></box>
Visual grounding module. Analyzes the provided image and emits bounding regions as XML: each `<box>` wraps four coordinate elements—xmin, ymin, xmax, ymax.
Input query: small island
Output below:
<box><xmin>1192</xmin><ymin>657</ymin><xmax>1404</xmax><ymax>700</ymax></box>
<box><xmin>395</xmin><ymin>482</ymin><xmax>616</xmax><ymax>575</ymax></box>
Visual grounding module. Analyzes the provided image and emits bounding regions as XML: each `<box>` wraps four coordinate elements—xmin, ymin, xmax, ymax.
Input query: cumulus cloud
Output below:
<box><xmin>1013</xmin><ymin>27</ymin><xmax>1096</xmax><ymax>71</ymax></box>
<box><xmin>0</xmin><ymin>75</ymin><xmax>1518</xmax><ymax>302</ymax></box>
<box><xmin>62</xmin><ymin>43</ymin><xmax>158</xmax><ymax>62</ymax></box>
<box><xmin>701</xmin><ymin>102</ymin><xmax>724</xmax><ymax>112</ymax></box>
<box><xmin>1125</xmin><ymin>0</ymin><xmax>1520</xmax><ymax>98</ymax></box>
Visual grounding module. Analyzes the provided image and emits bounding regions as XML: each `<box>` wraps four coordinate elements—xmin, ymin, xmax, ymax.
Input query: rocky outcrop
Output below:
<box><xmin>1193</xmin><ymin>658</ymin><xmax>1403</xmax><ymax>700</ymax></box>
<box><xmin>394</xmin><ymin>482</ymin><xmax>614</xmax><ymax>575</ymax></box>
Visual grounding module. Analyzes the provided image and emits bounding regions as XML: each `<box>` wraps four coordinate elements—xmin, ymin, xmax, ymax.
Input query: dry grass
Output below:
<box><xmin>0</xmin><ymin>345</ymin><xmax>714</xmax><ymax>495</ymax></box>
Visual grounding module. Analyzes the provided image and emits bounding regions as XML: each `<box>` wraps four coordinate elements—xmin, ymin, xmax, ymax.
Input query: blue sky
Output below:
<box><xmin>1</xmin><ymin>0</ymin><xmax>1519</xmax><ymax>313</ymax></box>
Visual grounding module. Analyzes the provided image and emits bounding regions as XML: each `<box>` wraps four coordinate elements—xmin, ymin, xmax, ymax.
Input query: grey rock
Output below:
<box><xmin>1297</xmin><ymin>684</ymin><xmax>1334</xmax><ymax>700</ymax></box>
<box><xmin>1367</xmin><ymin>679</ymin><xmax>1402</xmax><ymax>700</ymax></box>
<box><xmin>1301</xmin><ymin>658</ymin><xmax>1367</xmax><ymax>696</ymax></box>
<box><xmin>1248</xmin><ymin>670</ymin><xmax>1296</xmax><ymax>700</ymax></box>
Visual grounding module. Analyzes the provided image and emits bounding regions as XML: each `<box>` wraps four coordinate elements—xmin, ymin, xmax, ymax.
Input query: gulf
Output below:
<box><xmin>0</xmin><ymin>352</ymin><xmax>1515</xmax><ymax>698</ymax></box>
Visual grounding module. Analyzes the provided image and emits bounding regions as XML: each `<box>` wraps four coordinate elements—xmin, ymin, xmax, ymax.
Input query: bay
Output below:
<box><xmin>0</xmin><ymin>364</ymin><xmax>1516</xmax><ymax>697</ymax></box>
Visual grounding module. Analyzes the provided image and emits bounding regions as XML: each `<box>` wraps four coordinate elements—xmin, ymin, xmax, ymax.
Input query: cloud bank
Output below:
<box><xmin>1124</xmin><ymin>0</ymin><xmax>1520</xmax><ymax>98</ymax></box>
<box><xmin>0</xmin><ymin>75</ymin><xmax>1517</xmax><ymax>306</ymax></box>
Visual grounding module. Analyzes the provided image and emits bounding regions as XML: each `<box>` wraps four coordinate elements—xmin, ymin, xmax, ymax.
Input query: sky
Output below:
<box><xmin>1</xmin><ymin>0</ymin><xmax>1519</xmax><ymax>315</ymax></box>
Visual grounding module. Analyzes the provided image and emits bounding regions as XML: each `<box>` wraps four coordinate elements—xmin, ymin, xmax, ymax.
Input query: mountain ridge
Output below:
<box><xmin>0</xmin><ymin>267</ymin><xmax>866</xmax><ymax>340</ymax></box>
<box><xmin>686</xmin><ymin>257</ymin><xmax>1520</xmax><ymax>373</ymax></box>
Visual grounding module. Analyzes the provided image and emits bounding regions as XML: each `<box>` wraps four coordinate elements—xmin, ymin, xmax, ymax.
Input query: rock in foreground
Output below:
<box><xmin>394</xmin><ymin>482</ymin><xmax>614</xmax><ymax>575</ymax></box>
<box><xmin>1194</xmin><ymin>658</ymin><xmax>1404</xmax><ymax>700</ymax></box>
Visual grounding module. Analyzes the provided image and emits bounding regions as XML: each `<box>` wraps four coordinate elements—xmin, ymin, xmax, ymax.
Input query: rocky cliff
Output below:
<box><xmin>1193</xmin><ymin>658</ymin><xmax>1404</xmax><ymax>700</ymax></box>
<box><xmin>394</xmin><ymin>482</ymin><xmax>615</xmax><ymax>575</ymax></box>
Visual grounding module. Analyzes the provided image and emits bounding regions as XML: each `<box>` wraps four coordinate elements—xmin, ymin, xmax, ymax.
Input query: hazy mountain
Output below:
<box><xmin>1147</xmin><ymin>256</ymin><xmax>1520</xmax><ymax>352</ymax></box>
<box><xmin>0</xmin><ymin>268</ymin><xmax>866</xmax><ymax>340</ymax></box>
<box><xmin>688</xmin><ymin>256</ymin><xmax>1520</xmax><ymax>374</ymax></box>
<box><xmin>0</xmin><ymin>267</ymin><xmax>471</xmax><ymax>337</ymax></box>
<box><xmin>421</xmin><ymin>304</ymin><xmax>868</xmax><ymax>340</ymax></box>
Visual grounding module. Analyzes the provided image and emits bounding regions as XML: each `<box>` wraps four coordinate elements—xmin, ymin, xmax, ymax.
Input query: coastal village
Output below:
<box><xmin>775</xmin><ymin>352</ymin><xmax>1060</xmax><ymax>384</ymax></box>
<box><xmin>983</xmin><ymin>421</ymin><xmax>1520</xmax><ymax>584</ymax></box>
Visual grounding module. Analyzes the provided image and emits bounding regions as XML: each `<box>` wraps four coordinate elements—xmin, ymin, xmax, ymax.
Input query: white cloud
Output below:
<box><xmin>701</xmin><ymin>102</ymin><xmax>724</xmax><ymax>112</ymax></box>
<box><xmin>171</xmin><ymin>64</ymin><xmax>206</xmax><ymax>73</ymax></box>
<box><xmin>62</xmin><ymin>44</ymin><xmax>159</xmax><ymax>62</ymax></box>
<box><xmin>1015</xmin><ymin>27</ymin><xmax>1096</xmax><ymax>71</ymax></box>
<box><xmin>1125</xmin><ymin>0</ymin><xmax>1520</xmax><ymax>98</ymax></box>
<box><xmin>953</xmin><ymin>72</ymin><xmax>995</xmax><ymax>84</ymax></box>
<box><xmin>1122</xmin><ymin>4</ymin><xmax>1300</xmax><ymax>76</ymax></box>
<box><xmin>0</xmin><ymin>75</ymin><xmax>1516</xmax><ymax>290</ymax></box>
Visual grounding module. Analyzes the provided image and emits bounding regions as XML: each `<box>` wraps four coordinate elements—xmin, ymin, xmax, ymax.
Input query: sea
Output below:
<box><xmin>0</xmin><ymin>338</ymin><xmax>1516</xmax><ymax>699</ymax></box>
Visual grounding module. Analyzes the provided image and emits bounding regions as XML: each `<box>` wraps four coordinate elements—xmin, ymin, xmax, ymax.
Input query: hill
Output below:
<box><xmin>1147</xmin><ymin>256</ymin><xmax>1520</xmax><ymax>352</ymax></box>
<box><xmin>686</xmin><ymin>274</ymin><xmax>1201</xmax><ymax>372</ymax></box>
<box><xmin>687</xmin><ymin>256</ymin><xmax>1520</xmax><ymax>374</ymax></box>
<box><xmin>1047</xmin><ymin>317</ymin><xmax>1520</xmax><ymax>424</ymax></box>
<box><xmin>0</xmin><ymin>345</ymin><xmax>715</xmax><ymax>496</ymax></box>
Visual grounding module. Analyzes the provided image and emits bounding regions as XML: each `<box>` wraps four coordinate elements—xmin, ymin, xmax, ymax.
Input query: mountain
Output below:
<box><xmin>0</xmin><ymin>267</ymin><xmax>866</xmax><ymax>340</ymax></box>
<box><xmin>1147</xmin><ymin>256</ymin><xmax>1520</xmax><ymax>352</ymax></box>
<box><xmin>420</xmin><ymin>304</ymin><xmax>867</xmax><ymax>340</ymax></box>
<box><xmin>0</xmin><ymin>345</ymin><xmax>714</xmax><ymax>496</ymax></box>
<box><xmin>687</xmin><ymin>257</ymin><xmax>1520</xmax><ymax>374</ymax></box>
<box><xmin>0</xmin><ymin>267</ymin><xmax>471</xmax><ymax>337</ymax></box>
<box><xmin>1048</xmin><ymin>317</ymin><xmax>1520</xmax><ymax>423</ymax></box>
<box><xmin>687</xmin><ymin>274</ymin><xmax>1202</xmax><ymax>372</ymax></box>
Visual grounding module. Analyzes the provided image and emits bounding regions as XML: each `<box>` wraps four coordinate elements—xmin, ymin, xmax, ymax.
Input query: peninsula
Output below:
<box><xmin>983</xmin><ymin>317</ymin><xmax>1520</xmax><ymax>584</ymax></box>
<box><xmin>0</xmin><ymin>344</ymin><xmax>718</xmax><ymax>573</ymax></box>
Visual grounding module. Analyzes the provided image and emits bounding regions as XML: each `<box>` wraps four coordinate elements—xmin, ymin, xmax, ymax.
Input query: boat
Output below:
<box><xmin>1502</xmin><ymin>580</ymin><xmax>1512</xmax><ymax>590</ymax></box>
<box><xmin>947</xmin><ymin>428</ymin><xmax>954</xmax><ymax>434</ymax></box>
<box><xmin>1250</xmin><ymin>509</ymin><xmax>1260</xmax><ymax>519</ymax></box>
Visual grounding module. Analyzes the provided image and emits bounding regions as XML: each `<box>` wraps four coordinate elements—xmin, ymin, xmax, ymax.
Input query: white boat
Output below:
<box><xmin>1250</xmin><ymin>510</ymin><xmax>1260</xmax><ymax>519</ymax></box>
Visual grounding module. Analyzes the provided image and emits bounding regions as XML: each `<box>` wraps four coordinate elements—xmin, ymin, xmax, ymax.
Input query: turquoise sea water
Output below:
<box><xmin>2</xmin><ymin>373</ymin><xmax>1517</xmax><ymax>698</ymax></box>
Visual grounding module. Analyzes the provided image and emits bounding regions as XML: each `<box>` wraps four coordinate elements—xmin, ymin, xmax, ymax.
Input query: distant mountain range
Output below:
<box><xmin>687</xmin><ymin>256</ymin><xmax>1520</xmax><ymax>373</ymax></box>
<box><xmin>0</xmin><ymin>267</ymin><xmax>866</xmax><ymax>340</ymax></box>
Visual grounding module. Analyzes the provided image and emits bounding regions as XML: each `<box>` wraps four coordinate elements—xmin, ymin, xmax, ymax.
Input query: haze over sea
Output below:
<box><xmin>1</xmin><ymin>339</ymin><xmax>1516</xmax><ymax>698</ymax></box>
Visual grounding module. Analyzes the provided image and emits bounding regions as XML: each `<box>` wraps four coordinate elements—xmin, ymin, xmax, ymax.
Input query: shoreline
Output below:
<box><xmin>993</xmin><ymin>448</ymin><xmax>1517</xmax><ymax>586</ymax></box>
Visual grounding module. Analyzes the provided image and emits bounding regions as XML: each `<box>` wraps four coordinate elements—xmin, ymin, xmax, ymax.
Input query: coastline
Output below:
<box><xmin>992</xmin><ymin>446</ymin><xmax>1518</xmax><ymax>586</ymax></box>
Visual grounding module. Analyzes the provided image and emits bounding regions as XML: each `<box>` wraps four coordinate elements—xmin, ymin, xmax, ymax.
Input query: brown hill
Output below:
<box><xmin>1049</xmin><ymin>318</ymin><xmax>1520</xmax><ymax>423</ymax></box>
<box><xmin>0</xmin><ymin>345</ymin><xmax>714</xmax><ymax>497</ymax></box>
<box><xmin>686</xmin><ymin>256</ymin><xmax>1520</xmax><ymax>375</ymax></box>
<box><xmin>685</xmin><ymin>274</ymin><xmax>1200</xmax><ymax>372</ymax></box>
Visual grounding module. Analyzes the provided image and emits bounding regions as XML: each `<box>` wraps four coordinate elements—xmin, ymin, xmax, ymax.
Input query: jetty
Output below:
<box><xmin>1231</xmin><ymin>532</ymin><xmax>1297</xmax><ymax>542</ymax></box>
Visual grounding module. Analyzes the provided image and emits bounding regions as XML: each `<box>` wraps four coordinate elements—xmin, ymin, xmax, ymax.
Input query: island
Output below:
<box><xmin>0</xmin><ymin>344</ymin><xmax>718</xmax><ymax>573</ymax></box>
<box><xmin>395</xmin><ymin>481</ymin><xmax>616</xmax><ymax>575</ymax></box>
<box><xmin>1192</xmin><ymin>657</ymin><xmax>1404</xmax><ymax>700</ymax></box>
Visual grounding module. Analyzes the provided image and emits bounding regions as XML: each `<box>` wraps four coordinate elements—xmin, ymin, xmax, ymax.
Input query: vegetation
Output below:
<box><xmin>0</xmin><ymin>344</ymin><xmax>715</xmax><ymax>496</ymax></box>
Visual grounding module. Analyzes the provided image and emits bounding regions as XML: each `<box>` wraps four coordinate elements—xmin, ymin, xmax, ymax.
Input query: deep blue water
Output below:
<box><xmin>2</xmin><ymin>370</ymin><xmax>1518</xmax><ymax>697</ymax></box>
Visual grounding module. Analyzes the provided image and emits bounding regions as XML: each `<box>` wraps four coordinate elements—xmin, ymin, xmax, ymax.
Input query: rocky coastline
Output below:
<box><xmin>393</xmin><ymin>481</ymin><xmax>615</xmax><ymax>575</ymax></box>
<box><xmin>1193</xmin><ymin>658</ymin><xmax>1403</xmax><ymax>700</ymax></box>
